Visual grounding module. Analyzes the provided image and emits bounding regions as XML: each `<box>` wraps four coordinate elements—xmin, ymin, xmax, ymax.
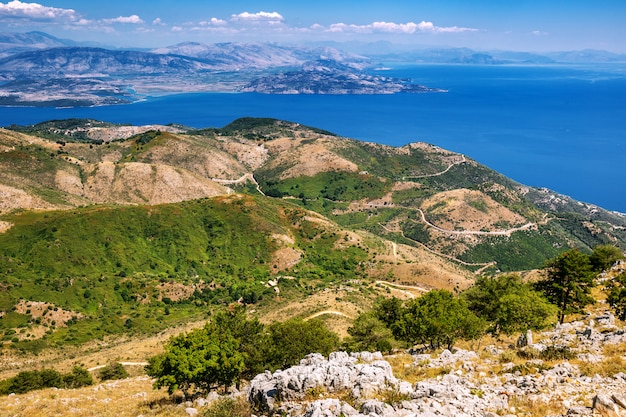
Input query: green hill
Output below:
<box><xmin>1</xmin><ymin>117</ymin><xmax>625</xmax><ymax>352</ymax></box>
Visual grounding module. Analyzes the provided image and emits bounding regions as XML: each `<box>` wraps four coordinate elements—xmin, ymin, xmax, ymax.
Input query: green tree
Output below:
<box><xmin>39</xmin><ymin>369</ymin><xmax>64</xmax><ymax>388</ymax></box>
<box><xmin>347</xmin><ymin>311</ymin><xmax>395</xmax><ymax>353</ymax></box>
<box><xmin>62</xmin><ymin>366</ymin><xmax>94</xmax><ymax>389</ymax></box>
<box><xmin>7</xmin><ymin>371</ymin><xmax>43</xmax><ymax>394</ymax></box>
<box><xmin>210</xmin><ymin>307</ymin><xmax>265</xmax><ymax>379</ymax></box>
<box><xmin>607</xmin><ymin>272</ymin><xmax>626</xmax><ymax>320</ymax></box>
<box><xmin>264</xmin><ymin>319</ymin><xmax>339</xmax><ymax>370</ymax></box>
<box><xmin>463</xmin><ymin>274</ymin><xmax>556</xmax><ymax>335</ymax></box>
<box><xmin>374</xmin><ymin>296</ymin><xmax>404</xmax><ymax>329</ymax></box>
<box><xmin>590</xmin><ymin>244</ymin><xmax>624</xmax><ymax>273</ymax></box>
<box><xmin>537</xmin><ymin>249</ymin><xmax>595</xmax><ymax>324</ymax></box>
<box><xmin>495</xmin><ymin>291</ymin><xmax>557</xmax><ymax>335</ymax></box>
<box><xmin>389</xmin><ymin>290</ymin><xmax>485</xmax><ymax>350</ymax></box>
<box><xmin>146</xmin><ymin>323</ymin><xmax>245</xmax><ymax>395</ymax></box>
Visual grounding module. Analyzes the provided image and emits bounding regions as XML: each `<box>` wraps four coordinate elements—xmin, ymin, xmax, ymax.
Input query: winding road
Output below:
<box><xmin>405</xmin><ymin>155</ymin><xmax>467</xmax><ymax>179</ymax></box>
<box><xmin>211</xmin><ymin>173</ymin><xmax>265</xmax><ymax>195</ymax></box>
<box><xmin>304</xmin><ymin>310</ymin><xmax>353</xmax><ymax>320</ymax></box>
<box><xmin>415</xmin><ymin>209</ymin><xmax>537</xmax><ymax>237</ymax></box>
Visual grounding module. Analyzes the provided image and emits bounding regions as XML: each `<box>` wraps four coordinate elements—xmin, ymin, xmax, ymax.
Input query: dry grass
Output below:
<box><xmin>0</xmin><ymin>376</ymin><xmax>192</xmax><ymax>417</ymax></box>
<box><xmin>575</xmin><ymin>341</ymin><xmax>626</xmax><ymax>377</ymax></box>
<box><xmin>0</xmin><ymin>320</ymin><xmax>207</xmax><ymax>380</ymax></box>
<box><xmin>507</xmin><ymin>394</ymin><xmax>568</xmax><ymax>417</ymax></box>
<box><xmin>385</xmin><ymin>353</ymin><xmax>453</xmax><ymax>384</ymax></box>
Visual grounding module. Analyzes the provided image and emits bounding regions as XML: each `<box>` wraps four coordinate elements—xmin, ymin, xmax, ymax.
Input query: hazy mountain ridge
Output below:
<box><xmin>0</xmin><ymin>35</ymin><xmax>407</xmax><ymax>106</ymax></box>
<box><xmin>1</xmin><ymin>31</ymin><xmax>624</xmax><ymax>106</ymax></box>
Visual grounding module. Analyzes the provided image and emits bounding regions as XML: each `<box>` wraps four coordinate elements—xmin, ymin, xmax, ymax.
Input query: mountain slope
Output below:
<box><xmin>0</xmin><ymin>31</ymin><xmax>76</xmax><ymax>58</ymax></box>
<box><xmin>1</xmin><ymin>117</ymin><xmax>625</xmax><ymax>354</ymax></box>
<box><xmin>2</xmin><ymin>118</ymin><xmax>624</xmax><ymax>273</ymax></box>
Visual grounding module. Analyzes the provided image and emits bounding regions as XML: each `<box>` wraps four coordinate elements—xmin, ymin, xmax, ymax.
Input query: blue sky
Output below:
<box><xmin>1</xmin><ymin>0</ymin><xmax>625</xmax><ymax>52</ymax></box>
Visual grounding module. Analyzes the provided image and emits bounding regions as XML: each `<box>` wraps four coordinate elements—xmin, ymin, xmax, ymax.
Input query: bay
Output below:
<box><xmin>1</xmin><ymin>64</ymin><xmax>625</xmax><ymax>213</ymax></box>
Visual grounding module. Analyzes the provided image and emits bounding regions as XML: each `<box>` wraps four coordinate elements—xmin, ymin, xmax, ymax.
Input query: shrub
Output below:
<box><xmin>202</xmin><ymin>397</ymin><xmax>252</xmax><ymax>417</ymax></box>
<box><xmin>63</xmin><ymin>366</ymin><xmax>94</xmax><ymax>389</ymax></box>
<box><xmin>98</xmin><ymin>362</ymin><xmax>129</xmax><ymax>381</ymax></box>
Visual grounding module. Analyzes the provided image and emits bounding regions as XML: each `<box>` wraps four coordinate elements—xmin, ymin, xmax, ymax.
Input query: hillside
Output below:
<box><xmin>0</xmin><ymin>117</ymin><xmax>625</xmax><ymax>358</ymax></box>
<box><xmin>2</xmin><ymin>117</ymin><xmax>625</xmax><ymax>270</ymax></box>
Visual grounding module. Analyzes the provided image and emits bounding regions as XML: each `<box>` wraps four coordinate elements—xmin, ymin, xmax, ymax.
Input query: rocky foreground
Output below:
<box><xmin>189</xmin><ymin>311</ymin><xmax>626</xmax><ymax>417</ymax></box>
<box><xmin>3</xmin><ymin>311</ymin><xmax>626</xmax><ymax>416</ymax></box>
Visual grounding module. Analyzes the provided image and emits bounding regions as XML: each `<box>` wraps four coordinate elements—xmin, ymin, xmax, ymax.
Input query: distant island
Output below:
<box><xmin>1</xmin><ymin>31</ymin><xmax>624</xmax><ymax>107</ymax></box>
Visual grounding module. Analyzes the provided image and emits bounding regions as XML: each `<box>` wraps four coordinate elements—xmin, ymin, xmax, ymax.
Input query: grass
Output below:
<box><xmin>0</xmin><ymin>376</ymin><xmax>189</xmax><ymax>417</ymax></box>
<box><xmin>575</xmin><ymin>341</ymin><xmax>626</xmax><ymax>377</ymax></box>
<box><xmin>386</xmin><ymin>353</ymin><xmax>453</xmax><ymax>384</ymax></box>
<box><xmin>506</xmin><ymin>395</ymin><xmax>567</xmax><ymax>417</ymax></box>
<box><xmin>202</xmin><ymin>397</ymin><xmax>252</xmax><ymax>417</ymax></box>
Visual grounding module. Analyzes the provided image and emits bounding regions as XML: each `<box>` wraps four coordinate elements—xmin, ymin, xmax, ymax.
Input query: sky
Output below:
<box><xmin>0</xmin><ymin>0</ymin><xmax>625</xmax><ymax>52</ymax></box>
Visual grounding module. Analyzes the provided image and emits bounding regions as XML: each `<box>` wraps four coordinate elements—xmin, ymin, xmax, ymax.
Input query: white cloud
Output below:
<box><xmin>152</xmin><ymin>17</ymin><xmax>164</xmax><ymax>26</ymax></box>
<box><xmin>199</xmin><ymin>17</ymin><xmax>227</xmax><ymax>26</ymax></box>
<box><xmin>231</xmin><ymin>11</ymin><xmax>284</xmax><ymax>24</ymax></box>
<box><xmin>326</xmin><ymin>20</ymin><xmax>476</xmax><ymax>35</ymax></box>
<box><xmin>531</xmin><ymin>30</ymin><xmax>549</xmax><ymax>36</ymax></box>
<box><xmin>0</xmin><ymin>0</ymin><xmax>77</xmax><ymax>21</ymax></box>
<box><xmin>102</xmin><ymin>14</ymin><xmax>144</xmax><ymax>24</ymax></box>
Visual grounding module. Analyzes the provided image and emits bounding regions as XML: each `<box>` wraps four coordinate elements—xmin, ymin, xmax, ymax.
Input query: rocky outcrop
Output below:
<box><xmin>246</xmin><ymin>312</ymin><xmax>626</xmax><ymax>417</ymax></box>
<box><xmin>248</xmin><ymin>351</ymin><xmax>401</xmax><ymax>413</ymax></box>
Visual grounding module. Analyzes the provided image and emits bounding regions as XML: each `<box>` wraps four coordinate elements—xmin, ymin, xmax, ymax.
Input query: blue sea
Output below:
<box><xmin>1</xmin><ymin>64</ymin><xmax>625</xmax><ymax>213</ymax></box>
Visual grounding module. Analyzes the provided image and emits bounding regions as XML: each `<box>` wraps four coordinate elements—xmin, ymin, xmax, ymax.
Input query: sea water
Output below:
<box><xmin>1</xmin><ymin>64</ymin><xmax>624</xmax><ymax>213</ymax></box>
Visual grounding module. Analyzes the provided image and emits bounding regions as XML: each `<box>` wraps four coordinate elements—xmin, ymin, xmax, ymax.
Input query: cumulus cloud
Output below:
<box><xmin>231</xmin><ymin>11</ymin><xmax>284</xmax><ymax>24</ymax></box>
<box><xmin>199</xmin><ymin>17</ymin><xmax>227</xmax><ymax>26</ymax></box>
<box><xmin>0</xmin><ymin>0</ymin><xmax>77</xmax><ymax>21</ymax></box>
<box><xmin>327</xmin><ymin>20</ymin><xmax>476</xmax><ymax>34</ymax></box>
<box><xmin>102</xmin><ymin>14</ymin><xmax>144</xmax><ymax>24</ymax></box>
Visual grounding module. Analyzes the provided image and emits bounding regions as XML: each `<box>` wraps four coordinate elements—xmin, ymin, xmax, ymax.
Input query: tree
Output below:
<box><xmin>146</xmin><ymin>323</ymin><xmax>245</xmax><ymax>395</ymax></box>
<box><xmin>495</xmin><ymin>291</ymin><xmax>557</xmax><ymax>335</ymax></box>
<box><xmin>62</xmin><ymin>366</ymin><xmax>94</xmax><ymax>389</ymax></box>
<box><xmin>264</xmin><ymin>318</ymin><xmax>339</xmax><ymax>370</ymax></box>
<box><xmin>347</xmin><ymin>311</ymin><xmax>395</xmax><ymax>353</ymax></box>
<box><xmin>463</xmin><ymin>274</ymin><xmax>556</xmax><ymax>335</ymax></box>
<box><xmin>607</xmin><ymin>272</ymin><xmax>626</xmax><ymax>320</ymax></box>
<box><xmin>210</xmin><ymin>306</ymin><xmax>265</xmax><ymax>379</ymax></box>
<box><xmin>590</xmin><ymin>244</ymin><xmax>624</xmax><ymax>272</ymax></box>
<box><xmin>386</xmin><ymin>290</ymin><xmax>485</xmax><ymax>350</ymax></box>
<box><xmin>537</xmin><ymin>249</ymin><xmax>595</xmax><ymax>324</ymax></box>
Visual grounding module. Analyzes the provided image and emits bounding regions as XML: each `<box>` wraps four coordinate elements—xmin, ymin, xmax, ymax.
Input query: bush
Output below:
<box><xmin>346</xmin><ymin>311</ymin><xmax>395</xmax><ymax>353</ymax></box>
<box><xmin>0</xmin><ymin>367</ymin><xmax>91</xmax><ymax>396</ymax></box>
<box><xmin>202</xmin><ymin>397</ymin><xmax>252</xmax><ymax>417</ymax></box>
<box><xmin>380</xmin><ymin>291</ymin><xmax>486</xmax><ymax>350</ymax></box>
<box><xmin>63</xmin><ymin>366</ymin><xmax>94</xmax><ymax>389</ymax></box>
<box><xmin>462</xmin><ymin>274</ymin><xmax>556</xmax><ymax>335</ymax></box>
<box><xmin>263</xmin><ymin>318</ymin><xmax>339</xmax><ymax>371</ymax></box>
<box><xmin>98</xmin><ymin>362</ymin><xmax>129</xmax><ymax>381</ymax></box>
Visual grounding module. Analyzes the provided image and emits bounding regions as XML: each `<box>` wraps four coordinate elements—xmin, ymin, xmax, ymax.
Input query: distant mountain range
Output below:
<box><xmin>0</xmin><ymin>31</ymin><xmax>624</xmax><ymax>107</ymax></box>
